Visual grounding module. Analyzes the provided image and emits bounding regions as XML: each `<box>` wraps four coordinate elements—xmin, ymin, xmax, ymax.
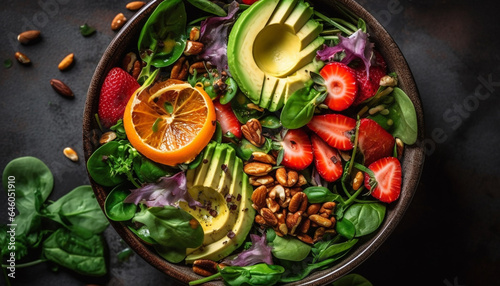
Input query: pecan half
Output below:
<box><xmin>251</xmin><ymin>185</ymin><xmax>267</xmax><ymax>209</ymax></box>
<box><xmin>309</xmin><ymin>214</ymin><xmax>332</xmax><ymax>228</ymax></box>
<box><xmin>276</xmin><ymin>168</ymin><xmax>299</xmax><ymax>187</ymax></box>
<box><xmin>249</xmin><ymin>175</ymin><xmax>274</xmax><ymax>186</ymax></box>
<box><xmin>243</xmin><ymin>162</ymin><xmax>272</xmax><ymax>176</ymax></box>
<box><xmin>241</xmin><ymin>118</ymin><xmax>265</xmax><ymax>147</ymax></box>
<box><xmin>286</xmin><ymin>211</ymin><xmax>302</xmax><ymax>235</ymax></box>
<box><xmin>170</xmin><ymin>56</ymin><xmax>189</xmax><ymax>80</ymax></box>
<box><xmin>192</xmin><ymin>259</ymin><xmax>218</xmax><ymax>277</ymax></box>
<box><xmin>260</xmin><ymin>208</ymin><xmax>278</xmax><ymax>226</ymax></box>
<box><xmin>184</xmin><ymin>40</ymin><xmax>204</xmax><ymax>56</ymax></box>
<box><xmin>288</xmin><ymin>192</ymin><xmax>307</xmax><ymax>213</ymax></box>
<box><xmin>251</xmin><ymin>152</ymin><xmax>276</xmax><ymax>165</ymax></box>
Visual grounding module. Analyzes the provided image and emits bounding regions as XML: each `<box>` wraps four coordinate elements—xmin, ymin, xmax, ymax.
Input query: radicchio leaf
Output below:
<box><xmin>222</xmin><ymin>233</ymin><xmax>273</xmax><ymax>266</ymax></box>
<box><xmin>317</xmin><ymin>29</ymin><xmax>374</xmax><ymax>76</ymax></box>
<box><xmin>198</xmin><ymin>1</ymin><xmax>239</xmax><ymax>74</ymax></box>
<box><xmin>124</xmin><ymin>172</ymin><xmax>201</xmax><ymax>208</ymax></box>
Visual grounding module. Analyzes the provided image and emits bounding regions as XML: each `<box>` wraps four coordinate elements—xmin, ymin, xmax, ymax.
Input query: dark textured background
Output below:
<box><xmin>1</xmin><ymin>0</ymin><xmax>499</xmax><ymax>285</ymax></box>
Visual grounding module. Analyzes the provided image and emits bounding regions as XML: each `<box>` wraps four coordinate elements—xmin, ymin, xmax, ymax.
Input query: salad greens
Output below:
<box><xmin>85</xmin><ymin>0</ymin><xmax>419</xmax><ymax>285</ymax></box>
<box><xmin>1</xmin><ymin>157</ymin><xmax>108</xmax><ymax>277</ymax></box>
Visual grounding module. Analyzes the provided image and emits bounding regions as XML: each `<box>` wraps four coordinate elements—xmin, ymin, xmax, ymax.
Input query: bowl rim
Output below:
<box><xmin>83</xmin><ymin>0</ymin><xmax>425</xmax><ymax>285</ymax></box>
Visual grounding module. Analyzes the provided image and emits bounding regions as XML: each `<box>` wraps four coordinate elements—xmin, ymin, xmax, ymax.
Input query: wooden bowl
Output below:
<box><xmin>83</xmin><ymin>0</ymin><xmax>425</xmax><ymax>284</ymax></box>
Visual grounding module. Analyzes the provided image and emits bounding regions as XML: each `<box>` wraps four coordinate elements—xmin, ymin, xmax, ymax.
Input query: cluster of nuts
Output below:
<box><xmin>241</xmin><ymin>121</ymin><xmax>337</xmax><ymax>244</ymax></box>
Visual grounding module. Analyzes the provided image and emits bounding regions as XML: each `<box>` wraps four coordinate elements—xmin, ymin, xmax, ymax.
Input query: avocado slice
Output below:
<box><xmin>182</xmin><ymin>143</ymin><xmax>255</xmax><ymax>262</ymax></box>
<box><xmin>227</xmin><ymin>0</ymin><xmax>324</xmax><ymax>111</ymax></box>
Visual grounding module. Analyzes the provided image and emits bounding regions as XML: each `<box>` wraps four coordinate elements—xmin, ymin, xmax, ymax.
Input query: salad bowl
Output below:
<box><xmin>83</xmin><ymin>0</ymin><xmax>424</xmax><ymax>284</ymax></box>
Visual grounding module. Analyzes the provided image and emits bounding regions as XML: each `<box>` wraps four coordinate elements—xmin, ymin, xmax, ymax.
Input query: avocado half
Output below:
<box><xmin>181</xmin><ymin>142</ymin><xmax>255</xmax><ymax>263</ymax></box>
<box><xmin>227</xmin><ymin>0</ymin><xmax>324</xmax><ymax>111</ymax></box>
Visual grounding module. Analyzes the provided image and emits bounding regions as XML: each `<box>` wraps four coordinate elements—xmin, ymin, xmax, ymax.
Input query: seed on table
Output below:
<box><xmin>58</xmin><ymin>53</ymin><xmax>74</xmax><ymax>71</ymax></box>
<box><xmin>15</xmin><ymin>52</ymin><xmax>31</xmax><ymax>65</ymax></box>
<box><xmin>63</xmin><ymin>147</ymin><xmax>79</xmax><ymax>162</ymax></box>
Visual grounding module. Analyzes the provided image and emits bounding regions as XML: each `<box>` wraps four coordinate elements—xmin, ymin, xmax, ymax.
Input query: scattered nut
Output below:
<box><xmin>249</xmin><ymin>175</ymin><xmax>274</xmax><ymax>186</ymax></box>
<box><xmin>63</xmin><ymin>147</ymin><xmax>79</xmax><ymax>162</ymax></box>
<box><xmin>189</xmin><ymin>61</ymin><xmax>210</xmax><ymax>75</ymax></box>
<box><xmin>189</xmin><ymin>27</ymin><xmax>200</xmax><ymax>41</ymax></box>
<box><xmin>17</xmin><ymin>30</ymin><xmax>40</xmax><ymax>44</ymax></box>
<box><xmin>266</xmin><ymin>197</ymin><xmax>280</xmax><ymax>213</ymax></box>
<box><xmin>286</xmin><ymin>211</ymin><xmax>302</xmax><ymax>234</ymax></box>
<box><xmin>50</xmin><ymin>79</ymin><xmax>74</xmax><ymax>98</ymax></box>
<box><xmin>255</xmin><ymin>215</ymin><xmax>266</xmax><ymax>225</ymax></box>
<box><xmin>288</xmin><ymin>192</ymin><xmax>307</xmax><ymax>213</ymax></box>
<box><xmin>297</xmin><ymin>233</ymin><xmax>313</xmax><ymax>244</ymax></box>
<box><xmin>241</xmin><ymin>118</ymin><xmax>265</xmax><ymax>147</ymax></box>
<box><xmin>307</xmin><ymin>203</ymin><xmax>321</xmax><ymax>216</ymax></box>
<box><xmin>260</xmin><ymin>208</ymin><xmax>278</xmax><ymax>226</ymax></box>
<box><xmin>111</xmin><ymin>13</ymin><xmax>127</xmax><ymax>30</ymax></box>
<box><xmin>126</xmin><ymin>1</ymin><xmax>146</xmax><ymax>11</ymax></box>
<box><xmin>276</xmin><ymin>168</ymin><xmax>298</xmax><ymax>187</ymax></box>
<box><xmin>251</xmin><ymin>185</ymin><xmax>267</xmax><ymax>209</ymax></box>
<box><xmin>122</xmin><ymin>52</ymin><xmax>138</xmax><ymax>74</ymax></box>
<box><xmin>14</xmin><ymin>52</ymin><xmax>31</xmax><ymax>65</ymax></box>
<box><xmin>58</xmin><ymin>53</ymin><xmax>74</xmax><ymax>71</ymax></box>
<box><xmin>352</xmin><ymin>171</ymin><xmax>364</xmax><ymax>191</ymax></box>
<box><xmin>170</xmin><ymin>56</ymin><xmax>189</xmax><ymax>80</ymax></box>
<box><xmin>184</xmin><ymin>40</ymin><xmax>204</xmax><ymax>56</ymax></box>
<box><xmin>243</xmin><ymin>162</ymin><xmax>272</xmax><ymax>176</ymax></box>
<box><xmin>99</xmin><ymin>131</ymin><xmax>117</xmax><ymax>145</ymax></box>
<box><xmin>251</xmin><ymin>152</ymin><xmax>276</xmax><ymax>165</ymax></box>
<box><xmin>192</xmin><ymin>259</ymin><xmax>218</xmax><ymax>277</ymax></box>
<box><xmin>309</xmin><ymin>214</ymin><xmax>332</xmax><ymax>228</ymax></box>
<box><xmin>380</xmin><ymin>75</ymin><xmax>398</xmax><ymax>87</ymax></box>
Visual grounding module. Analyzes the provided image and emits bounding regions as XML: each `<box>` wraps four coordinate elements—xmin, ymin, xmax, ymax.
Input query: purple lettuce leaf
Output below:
<box><xmin>124</xmin><ymin>172</ymin><xmax>201</xmax><ymax>208</ymax></box>
<box><xmin>317</xmin><ymin>29</ymin><xmax>374</xmax><ymax>76</ymax></box>
<box><xmin>223</xmin><ymin>233</ymin><xmax>273</xmax><ymax>267</ymax></box>
<box><xmin>198</xmin><ymin>1</ymin><xmax>239</xmax><ymax>74</ymax></box>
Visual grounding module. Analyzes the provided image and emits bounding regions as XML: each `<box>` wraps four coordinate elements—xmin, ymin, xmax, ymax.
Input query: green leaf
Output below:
<box><xmin>259</xmin><ymin>114</ymin><xmax>281</xmax><ymax>129</ymax></box>
<box><xmin>231</xmin><ymin>92</ymin><xmax>265</xmax><ymax>124</ymax></box>
<box><xmin>104</xmin><ymin>184</ymin><xmax>137</xmax><ymax>221</ymax></box>
<box><xmin>42</xmin><ymin>228</ymin><xmax>106</xmax><ymax>276</ymax></box>
<box><xmin>45</xmin><ymin>185</ymin><xmax>109</xmax><ymax>237</ymax></box>
<box><xmin>280</xmin><ymin>85</ymin><xmax>326</xmax><ymax>129</ymax></box>
<box><xmin>303</xmin><ymin>186</ymin><xmax>341</xmax><ymax>203</ymax></box>
<box><xmin>186</xmin><ymin>0</ymin><xmax>227</xmax><ymax>16</ymax></box>
<box><xmin>343</xmin><ymin>203</ymin><xmax>386</xmax><ymax>237</ymax></box>
<box><xmin>336</xmin><ymin>218</ymin><xmax>356</xmax><ymax>240</ymax></box>
<box><xmin>220</xmin><ymin>264</ymin><xmax>285</xmax><ymax>286</ymax></box>
<box><xmin>315</xmin><ymin>238</ymin><xmax>358</xmax><ymax>262</ymax></box>
<box><xmin>132</xmin><ymin>206</ymin><xmax>204</xmax><ymax>263</ymax></box>
<box><xmin>79</xmin><ymin>23</ymin><xmax>96</xmax><ymax>36</ymax></box>
<box><xmin>390</xmin><ymin>87</ymin><xmax>418</xmax><ymax>144</ymax></box>
<box><xmin>271</xmin><ymin>235</ymin><xmax>311</xmax><ymax>261</ymax></box>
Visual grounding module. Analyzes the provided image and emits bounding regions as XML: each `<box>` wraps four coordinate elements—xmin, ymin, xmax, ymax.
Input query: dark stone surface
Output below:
<box><xmin>0</xmin><ymin>0</ymin><xmax>498</xmax><ymax>285</ymax></box>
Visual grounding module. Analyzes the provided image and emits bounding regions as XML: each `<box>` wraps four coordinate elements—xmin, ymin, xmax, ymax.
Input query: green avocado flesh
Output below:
<box><xmin>228</xmin><ymin>0</ymin><xmax>324</xmax><ymax>111</ymax></box>
<box><xmin>181</xmin><ymin>142</ymin><xmax>255</xmax><ymax>263</ymax></box>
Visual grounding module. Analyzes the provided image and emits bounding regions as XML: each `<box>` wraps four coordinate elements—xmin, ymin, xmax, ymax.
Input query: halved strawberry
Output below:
<box><xmin>311</xmin><ymin>134</ymin><xmax>343</xmax><ymax>182</ymax></box>
<box><xmin>353</xmin><ymin>65</ymin><xmax>386</xmax><ymax>106</ymax></box>
<box><xmin>373</xmin><ymin>49</ymin><xmax>387</xmax><ymax>71</ymax></box>
<box><xmin>98</xmin><ymin>67</ymin><xmax>140</xmax><ymax>128</ymax></box>
<box><xmin>357</xmin><ymin>118</ymin><xmax>395</xmax><ymax>166</ymax></box>
<box><xmin>307</xmin><ymin>114</ymin><xmax>356</xmax><ymax>151</ymax></box>
<box><xmin>213</xmin><ymin>99</ymin><xmax>242</xmax><ymax>139</ymax></box>
<box><xmin>320</xmin><ymin>62</ymin><xmax>358</xmax><ymax>111</ymax></box>
<box><xmin>364</xmin><ymin>157</ymin><xmax>401</xmax><ymax>203</ymax></box>
<box><xmin>280</xmin><ymin>129</ymin><xmax>313</xmax><ymax>171</ymax></box>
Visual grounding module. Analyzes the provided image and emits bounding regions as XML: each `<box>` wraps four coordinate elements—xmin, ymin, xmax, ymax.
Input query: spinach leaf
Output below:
<box><xmin>368</xmin><ymin>87</ymin><xmax>417</xmax><ymax>145</ymax></box>
<box><xmin>219</xmin><ymin>263</ymin><xmax>285</xmax><ymax>286</ymax></box>
<box><xmin>280</xmin><ymin>84</ymin><xmax>326</xmax><ymax>129</ymax></box>
<box><xmin>137</xmin><ymin>0</ymin><xmax>187</xmax><ymax>83</ymax></box>
<box><xmin>45</xmin><ymin>185</ymin><xmax>109</xmax><ymax>237</ymax></box>
<box><xmin>332</xmin><ymin>273</ymin><xmax>373</xmax><ymax>286</ymax></box>
<box><xmin>104</xmin><ymin>184</ymin><xmax>137</xmax><ymax>221</ymax></box>
<box><xmin>279</xmin><ymin>257</ymin><xmax>337</xmax><ymax>283</ymax></box>
<box><xmin>128</xmin><ymin>225</ymin><xmax>157</xmax><ymax>245</ymax></box>
<box><xmin>2</xmin><ymin>156</ymin><xmax>53</xmax><ymax>236</ymax></box>
<box><xmin>132</xmin><ymin>206</ymin><xmax>204</xmax><ymax>263</ymax></box>
<box><xmin>133</xmin><ymin>156</ymin><xmax>175</xmax><ymax>183</ymax></box>
<box><xmin>315</xmin><ymin>238</ymin><xmax>358</xmax><ymax>262</ymax></box>
<box><xmin>259</xmin><ymin>114</ymin><xmax>281</xmax><ymax>129</ymax></box>
<box><xmin>303</xmin><ymin>186</ymin><xmax>341</xmax><ymax>203</ymax></box>
<box><xmin>343</xmin><ymin>203</ymin><xmax>386</xmax><ymax>237</ymax></box>
<box><xmin>271</xmin><ymin>235</ymin><xmax>311</xmax><ymax>262</ymax></box>
<box><xmin>231</xmin><ymin>91</ymin><xmax>265</xmax><ymax>124</ymax></box>
<box><xmin>336</xmin><ymin>218</ymin><xmax>356</xmax><ymax>240</ymax></box>
<box><xmin>230</xmin><ymin>138</ymin><xmax>272</xmax><ymax>161</ymax></box>
<box><xmin>87</xmin><ymin>141</ymin><xmax>140</xmax><ymax>187</ymax></box>
<box><xmin>42</xmin><ymin>228</ymin><xmax>106</xmax><ymax>276</ymax></box>
<box><xmin>186</xmin><ymin>0</ymin><xmax>227</xmax><ymax>16</ymax></box>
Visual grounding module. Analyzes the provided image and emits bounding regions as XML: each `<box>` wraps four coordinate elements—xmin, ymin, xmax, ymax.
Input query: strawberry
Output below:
<box><xmin>307</xmin><ymin>114</ymin><xmax>356</xmax><ymax>151</ymax></box>
<box><xmin>213</xmin><ymin>99</ymin><xmax>242</xmax><ymax>139</ymax></box>
<box><xmin>280</xmin><ymin>129</ymin><xmax>313</xmax><ymax>171</ymax></box>
<box><xmin>357</xmin><ymin>118</ymin><xmax>395</xmax><ymax>166</ymax></box>
<box><xmin>364</xmin><ymin>157</ymin><xmax>401</xmax><ymax>203</ymax></box>
<box><xmin>353</xmin><ymin>65</ymin><xmax>386</xmax><ymax>106</ymax></box>
<box><xmin>98</xmin><ymin>67</ymin><xmax>140</xmax><ymax>128</ymax></box>
<box><xmin>242</xmin><ymin>0</ymin><xmax>259</xmax><ymax>4</ymax></box>
<box><xmin>311</xmin><ymin>134</ymin><xmax>343</xmax><ymax>182</ymax></box>
<box><xmin>320</xmin><ymin>62</ymin><xmax>358</xmax><ymax>111</ymax></box>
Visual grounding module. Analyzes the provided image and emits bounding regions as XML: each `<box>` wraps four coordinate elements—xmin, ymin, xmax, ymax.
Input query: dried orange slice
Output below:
<box><xmin>123</xmin><ymin>79</ymin><xmax>216</xmax><ymax>166</ymax></box>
